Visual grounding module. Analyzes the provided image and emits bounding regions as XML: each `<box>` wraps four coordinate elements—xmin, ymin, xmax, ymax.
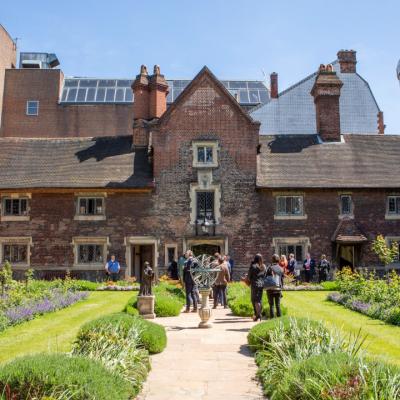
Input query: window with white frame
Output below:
<box><xmin>340</xmin><ymin>195</ymin><xmax>353</xmax><ymax>215</ymax></box>
<box><xmin>78</xmin><ymin>197</ymin><xmax>104</xmax><ymax>216</ymax></box>
<box><xmin>26</xmin><ymin>100</ymin><xmax>39</xmax><ymax>116</ymax></box>
<box><xmin>192</xmin><ymin>141</ymin><xmax>218</xmax><ymax>167</ymax></box>
<box><xmin>276</xmin><ymin>196</ymin><xmax>304</xmax><ymax>216</ymax></box>
<box><xmin>2</xmin><ymin>197</ymin><xmax>29</xmax><ymax>216</ymax></box>
<box><xmin>387</xmin><ymin>196</ymin><xmax>400</xmax><ymax>215</ymax></box>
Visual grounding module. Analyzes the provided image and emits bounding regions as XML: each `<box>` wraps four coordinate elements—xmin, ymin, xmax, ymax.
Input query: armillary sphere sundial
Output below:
<box><xmin>190</xmin><ymin>254</ymin><xmax>221</xmax><ymax>328</ymax></box>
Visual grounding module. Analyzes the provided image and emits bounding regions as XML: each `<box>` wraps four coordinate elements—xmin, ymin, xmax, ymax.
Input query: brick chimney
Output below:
<box><xmin>132</xmin><ymin>65</ymin><xmax>150</xmax><ymax>120</ymax></box>
<box><xmin>149</xmin><ymin>65</ymin><xmax>169</xmax><ymax>119</ymax></box>
<box><xmin>311</xmin><ymin>64</ymin><xmax>343</xmax><ymax>142</ymax></box>
<box><xmin>377</xmin><ymin>111</ymin><xmax>385</xmax><ymax>134</ymax></box>
<box><xmin>270</xmin><ymin>72</ymin><xmax>278</xmax><ymax>99</ymax></box>
<box><xmin>337</xmin><ymin>50</ymin><xmax>357</xmax><ymax>73</ymax></box>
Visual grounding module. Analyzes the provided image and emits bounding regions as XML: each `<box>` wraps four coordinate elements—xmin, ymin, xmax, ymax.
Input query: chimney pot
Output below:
<box><xmin>337</xmin><ymin>50</ymin><xmax>357</xmax><ymax>73</ymax></box>
<box><xmin>270</xmin><ymin>72</ymin><xmax>278</xmax><ymax>99</ymax></box>
<box><xmin>149</xmin><ymin>65</ymin><xmax>169</xmax><ymax>119</ymax></box>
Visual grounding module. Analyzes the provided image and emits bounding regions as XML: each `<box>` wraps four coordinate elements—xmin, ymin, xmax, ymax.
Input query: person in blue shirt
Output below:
<box><xmin>105</xmin><ymin>254</ymin><xmax>120</xmax><ymax>282</ymax></box>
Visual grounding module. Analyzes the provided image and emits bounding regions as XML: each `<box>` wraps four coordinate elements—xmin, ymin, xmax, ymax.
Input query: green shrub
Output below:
<box><xmin>67</xmin><ymin>280</ymin><xmax>100</xmax><ymax>291</ymax></box>
<box><xmin>77</xmin><ymin>313</ymin><xmax>166</xmax><ymax>354</ymax></box>
<box><xmin>154</xmin><ymin>294</ymin><xmax>182</xmax><ymax>317</ymax></box>
<box><xmin>0</xmin><ymin>353</ymin><xmax>134</xmax><ymax>400</ymax></box>
<box><xmin>320</xmin><ymin>280</ymin><xmax>339</xmax><ymax>291</ymax></box>
<box><xmin>275</xmin><ymin>352</ymin><xmax>361</xmax><ymax>399</ymax></box>
<box><xmin>247</xmin><ymin>316</ymin><xmax>319</xmax><ymax>351</ymax></box>
<box><xmin>229</xmin><ymin>293</ymin><xmax>287</xmax><ymax>318</ymax></box>
<box><xmin>73</xmin><ymin>319</ymin><xmax>149</xmax><ymax>396</ymax></box>
<box><xmin>124</xmin><ymin>284</ymin><xmax>184</xmax><ymax>317</ymax></box>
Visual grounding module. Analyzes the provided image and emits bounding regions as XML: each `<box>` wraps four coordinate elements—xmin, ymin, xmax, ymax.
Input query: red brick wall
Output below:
<box><xmin>0</xmin><ymin>69</ymin><xmax>133</xmax><ymax>138</ymax></box>
<box><xmin>0</xmin><ymin>25</ymin><xmax>17</xmax><ymax>128</ymax></box>
<box><xmin>257</xmin><ymin>189</ymin><xmax>400</xmax><ymax>268</ymax></box>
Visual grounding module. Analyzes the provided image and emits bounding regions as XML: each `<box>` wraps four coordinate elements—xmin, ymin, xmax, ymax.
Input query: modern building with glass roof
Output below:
<box><xmin>60</xmin><ymin>77</ymin><xmax>270</xmax><ymax>108</ymax></box>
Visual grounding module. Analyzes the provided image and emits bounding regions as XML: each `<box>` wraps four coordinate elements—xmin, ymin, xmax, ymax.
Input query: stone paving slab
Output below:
<box><xmin>138</xmin><ymin>308</ymin><xmax>264</xmax><ymax>400</ymax></box>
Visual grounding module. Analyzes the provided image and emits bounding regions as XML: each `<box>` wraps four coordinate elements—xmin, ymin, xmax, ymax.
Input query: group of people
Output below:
<box><xmin>248</xmin><ymin>252</ymin><xmax>331</xmax><ymax>321</ymax></box>
<box><xmin>180</xmin><ymin>250</ymin><xmax>233</xmax><ymax>312</ymax></box>
<box><xmin>277</xmin><ymin>253</ymin><xmax>331</xmax><ymax>284</ymax></box>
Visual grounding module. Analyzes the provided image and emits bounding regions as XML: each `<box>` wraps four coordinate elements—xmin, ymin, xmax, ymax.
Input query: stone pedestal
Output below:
<box><xmin>198</xmin><ymin>288</ymin><xmax>213</xmax><ymax>328</ymax></box>
<box><xmin>137</xmin><ymin>295</ymin><xmax>155</xmax><ymax>319</ymax></box>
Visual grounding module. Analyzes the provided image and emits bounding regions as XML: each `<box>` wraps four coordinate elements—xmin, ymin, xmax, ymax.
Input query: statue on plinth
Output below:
<box><xmin>138</xmin><ymin>261</ymin><xmax>156</xmax><ymax>319</ymax></box>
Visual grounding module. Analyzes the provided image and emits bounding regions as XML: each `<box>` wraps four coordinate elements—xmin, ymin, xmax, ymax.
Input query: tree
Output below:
<box><xmin>371</xmin><ymin>235</ymin><xmax>399</xmax><ymax>271</ymax></box>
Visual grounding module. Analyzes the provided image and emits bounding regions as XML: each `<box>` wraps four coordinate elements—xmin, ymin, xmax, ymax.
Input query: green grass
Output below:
<box><xmin>0</xmin><ymin>291</ymin><xmax>133</xmax><ymax>364</ymax></box>
<box><xmin>284</xmin><ymin>291</ymin><xmax>400</xmax><ymax>365</ymax></box>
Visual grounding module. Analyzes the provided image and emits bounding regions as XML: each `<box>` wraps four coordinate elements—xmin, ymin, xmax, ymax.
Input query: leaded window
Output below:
<box><xmin>196</xmin><ymin>191</ymin><xmax>215</xmax><ymax>221</ymax></box>
<box><xmin>276</xmin><ymin>196</ymin><xmax>303</xmax><ymax>216</ymax></box>
<box><xmin>2</xmin><ymin>198</ymin><xmax>28</xmax><ymax>216</ymax></box>
<box><xmin>78</xmin><ymin>244</ymin><xmax>103</xmax><ymax>263</ymax></box>
<box><xmin>78</xmin><ymin>198</ymin><xmax>104</xmax><ymax>215</ymax></box>
<box><xmin>277</xmin><ymin>244</ymin><xmax>304</xmax><ymax>262</ymax></box>
<box><xmin>2</xmin><ymin>244</ymin><xmax>28</xmax><ymax>264</ymax></box>
<box><xmin>340</xmin><ymin>195</ymin><xmax>352</xmax><ymax>215</ymax></box>
<box><xmin>388</xmin><ymin>196</ymin><xmax>400</xmax><ymax>215</ymax></box>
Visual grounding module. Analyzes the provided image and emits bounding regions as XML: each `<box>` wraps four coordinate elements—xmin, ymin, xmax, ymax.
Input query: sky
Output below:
<box><xmin>2</xmin><ymin>0</ymin><xmax>400</xmax><ymax>132</ymax></box>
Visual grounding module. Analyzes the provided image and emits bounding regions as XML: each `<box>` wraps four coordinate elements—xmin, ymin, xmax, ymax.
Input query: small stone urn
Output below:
<box><xmin>137</xmin><ymin>295</ymin><xmax>155</xmax><ymax>319</ymax></box>
<box><xmin>198</xmin><ymin>288</ymin><xmax>213</xmax><ymax>328</ymax></box>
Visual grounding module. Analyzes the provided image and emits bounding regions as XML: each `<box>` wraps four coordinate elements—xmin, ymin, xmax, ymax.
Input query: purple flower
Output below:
<box><xmin>4</xmin><ymin>290</ymin><xmax>88</xmax><ymax>326</ymax></box>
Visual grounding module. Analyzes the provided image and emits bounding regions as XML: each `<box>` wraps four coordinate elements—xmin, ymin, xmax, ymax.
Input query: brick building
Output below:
<box><xmin>0</xmin><ymin>31</ymin><xmax>399</xmax><ymax>280</ymax></box>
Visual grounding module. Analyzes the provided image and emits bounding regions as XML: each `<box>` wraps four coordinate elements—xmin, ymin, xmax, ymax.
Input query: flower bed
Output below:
<box><xmin>247</xmin><ymin>316</ymin><xmax>400</xmax><ymax>399</ymax></box>
<box><xmin>327</xmin><ymin>268</ymin><xmax>400</xmax><ymax>326</ymax></box>
<box><xmin>2</xmin><ymin>289</ymin><xmax>88</xmax><ymax>330</ymax></box>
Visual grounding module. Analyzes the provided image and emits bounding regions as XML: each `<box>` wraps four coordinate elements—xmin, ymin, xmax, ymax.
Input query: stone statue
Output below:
<box><xmin>139</xmin><ymin>261</ymin><xmax>154</xmax><ymax>296</ymax></box>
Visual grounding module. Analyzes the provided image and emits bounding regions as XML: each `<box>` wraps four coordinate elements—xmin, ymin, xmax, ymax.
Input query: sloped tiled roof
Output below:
<box><xmin>250</xmin><ymin>61</ymin><xmax>381</xmax><ymax>135</ymax></box>
<box><xmin>0</xmin><ymin>136</ymin><xmax>153</xmax><ymax>189</ymax></box>
<box><xmin>332</xmin><ymin>218</ymin><xmax>368</xmax><ymax>243</ymax></box>
<box><xmin>257</xmin><ymin>134</ymin><xmax>400</xmax><ymax>188</ymax></box>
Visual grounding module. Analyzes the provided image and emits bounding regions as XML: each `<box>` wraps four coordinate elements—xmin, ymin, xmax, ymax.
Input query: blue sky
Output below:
<box><xmin>2</xmin><ymin>0</ymin><xmax>400</xmax><ymax>132</ymax></box>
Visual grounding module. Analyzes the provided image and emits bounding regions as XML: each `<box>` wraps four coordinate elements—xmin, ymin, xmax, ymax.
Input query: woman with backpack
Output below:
<box><xmin>264</xmin><ymin>254</ymin><xmax>284</xmax><ymax>318</ymax></box>
<box><xmin>248</xmin><ymin>254</ymin><xmax>266</xmax><ymax>321</ymax></box>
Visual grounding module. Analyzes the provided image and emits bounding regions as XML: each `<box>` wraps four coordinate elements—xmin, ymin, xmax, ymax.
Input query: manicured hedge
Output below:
<box><xmin>0</xmin><ymin>353</ymin><xmax>134</xmax><ymax>400</ymax></box>
<box><xmin>77</xmin><ymin>312</ymin><xmax>167</xmax><ymax>354</ymax></box>
<box><xmin>124</xmin><ymin>282</ymin><xmax>185</xmax><ymax>318</ymax></box>
<box><xmin>227</xmin><ymin>283</ymin><xmax>287</xmax><ymax>318</ymax></box>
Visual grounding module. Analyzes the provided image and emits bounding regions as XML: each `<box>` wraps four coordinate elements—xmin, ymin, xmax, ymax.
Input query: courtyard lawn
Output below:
<box><xmin>0</xmin><ymin>291</ymin><xmax>134</xmax><ymax>363</ymax></box>
<box><xmin>284</xmin><ymin>291</ymin><xmax>400</xmax><ymax>365</ymax></box>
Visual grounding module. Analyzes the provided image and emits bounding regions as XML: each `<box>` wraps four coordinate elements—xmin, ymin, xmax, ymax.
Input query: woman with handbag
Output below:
<box><xmin>264</xmin><ymin>254</ymin><xmax>284</xmax><ymax>318</ymax></box>
<box><xmin>248</xmin><ymin>254</ymin><xmax>266</xmax><ymax>322</ymax></box>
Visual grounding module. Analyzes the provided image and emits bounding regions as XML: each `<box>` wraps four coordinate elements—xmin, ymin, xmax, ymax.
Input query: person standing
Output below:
<box><xmin>288</xmin><ymin>253</ymin><xmax>296</xmax><ymax>275</ymax></box>
<box><xmin>177</xmin><ymin>254</ymin><xmax>186</xmax><ymax>287</ymax></box>
<box><xmin>303</xmin><ymin>253</ymin><xmax>316</xmax><ymax>283</ymax></box>
<box><xmin>213</xmin><ymin>256</ymin><xmax>230</xmax><ymax>309</ymax></box>
<box><xmin>265</xmin><ymin>254</ymin><xmax>284</xmax><ymax>318</ymax></box>
<box><xmin>227</xmin><ymin>255</ymin><xmax>234</xmax><ymax>281</ymax></box>
<box><xmin>248</xmin><ymin>254</ymin><xmax>266</xmax><ymax>321</ymax></box>
<box><xmin>279</xmin><ymin>255</ymin><xmax>288</xmax><ymax>275</ymax></box>
<box><xmin>105</xmin><ymin>254</ymin><xmax>120</xmax><ymax>282</ymax></box>
<box><xmin>183</xmin><ymin>250</ymin><xmax>198</xmax><ymax>313</ymax></box>
<box><xmin>168</xmin><ymin>259</ymin><xmax>179</xmax><ymax>280</ymax></box>
<box><xmin>317</xmin><ymin>254</ymin><xmax>331</xmax><ymax>283</ymax></box>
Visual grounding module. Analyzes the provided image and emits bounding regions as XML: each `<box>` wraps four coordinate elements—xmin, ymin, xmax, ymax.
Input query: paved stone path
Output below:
<box><xmin>138</xmin><ymin>308</ymin><xmax>264</xmax><ymax>400</ymax></box>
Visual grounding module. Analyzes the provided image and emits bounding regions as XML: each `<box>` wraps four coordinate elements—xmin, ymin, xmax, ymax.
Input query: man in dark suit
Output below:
<box><xmin>303</xmin><ymin>253</ymin><xmax>316</xmax><ymax>283</ymax></box>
